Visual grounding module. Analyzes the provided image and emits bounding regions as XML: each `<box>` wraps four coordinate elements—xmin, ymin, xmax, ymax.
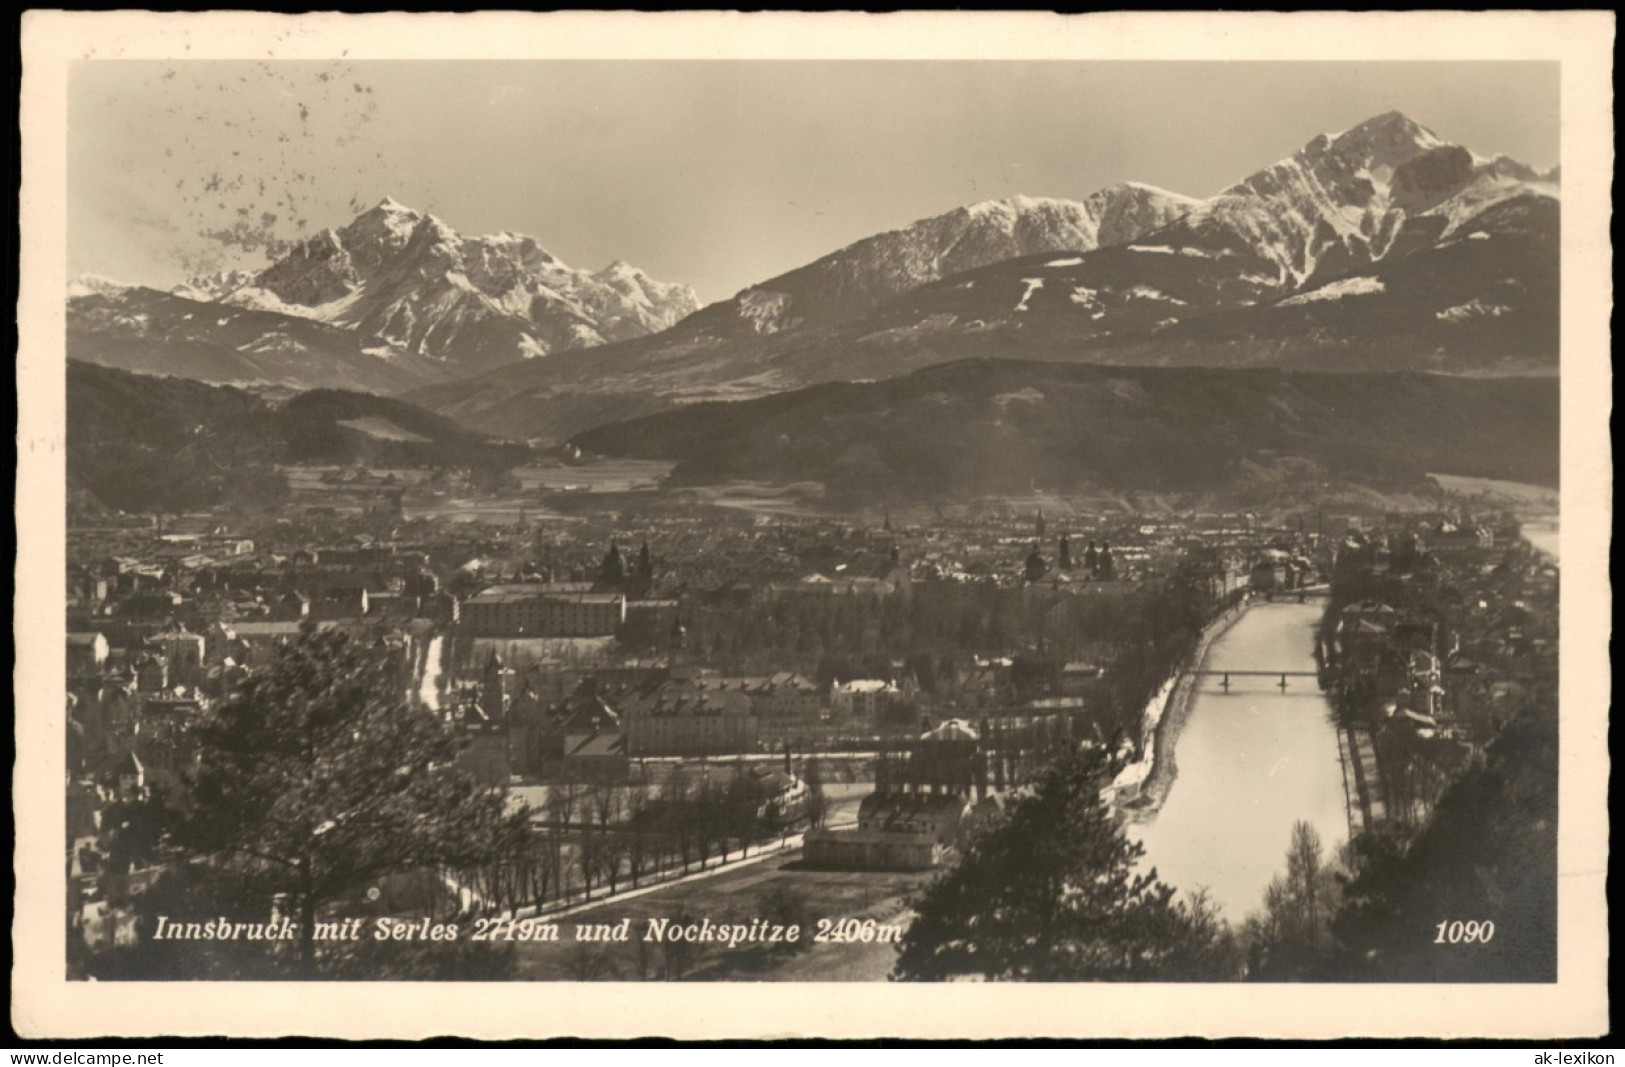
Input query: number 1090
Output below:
<box><xmin>1434</xmin><ymin>920</ymin><xmax>1495</xmax><ymax>944</ymax></box>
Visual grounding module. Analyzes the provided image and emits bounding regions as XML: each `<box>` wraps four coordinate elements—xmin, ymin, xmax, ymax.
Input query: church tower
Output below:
<box><xmin>598</xmin><ymin>539</ymin><xmax>626</xmax><ymax>584</ymax></box>
<box><xmin>1024</xmin><ymin>542</ymin><xmax>1048</xmax><ymax>584</ymax></box>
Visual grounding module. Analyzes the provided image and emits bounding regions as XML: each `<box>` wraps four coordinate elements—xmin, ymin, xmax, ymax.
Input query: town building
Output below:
<box><xmin>461</xmin><ymin>588</ymin><xmax>627</xmax><ymax>638</ymax></box>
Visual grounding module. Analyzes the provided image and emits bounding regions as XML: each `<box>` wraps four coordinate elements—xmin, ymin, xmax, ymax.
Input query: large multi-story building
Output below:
<box><xmin>461</xmin><ymin>588</ymin><xmax>627</xmax><ymax>638</ymax></box>
<box><xmin>619</xmin><ymin>677</ymin><xmax>759</xmax><ymax>757</ymax></box>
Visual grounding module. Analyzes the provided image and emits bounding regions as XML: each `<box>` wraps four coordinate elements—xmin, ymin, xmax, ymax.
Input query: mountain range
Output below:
<box><xmin>67</xmin><ymin>360</ymin><xmax>529</xmax><ymax>514</ymax></box>
<box><xmin>68</xmin><ymin>111</ymin><xmax>1559</xmax><ymax>447</ymax></box>
<box><xmin>404</xmin><ymin>112</ymin><xmax>1560</xmax><ymax>442</ymax></box>
<box><xmin>569</xmin><ymin>359</ymin><xmax>1559</xmax><ymax>508</ymax></box>
<box><xmin>68</xmin><ymin>198</ymin><xmax>699</xmax><ymax>392</ymax></box>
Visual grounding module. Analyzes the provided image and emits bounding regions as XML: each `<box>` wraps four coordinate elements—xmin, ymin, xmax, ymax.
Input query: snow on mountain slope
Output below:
<box><xmin>67</xmin><ymin>274</ymin><xmax>138</xmax><ymax>299</ymax></box>
<box><xmin>180</xmin><ymin>198</ymin><xmax>701</xmax><ymax>373</ymax></box>
<box><xmin>408</xmin><ymin>111</ymin><xmax>1557</xmax><ymax>443</ymax></box>
<box><xmin>67</xmin><ymin>284</ymin><xmax>454</xmax><ymax>394</ymax></box>
<box><xmin>678</xmin><ymin>182</ymin><xmax>1202</xmax><ymax>338</ymax></box>
<box><xmin>1157</xmin><ymin>111</ymin><xmax>1556</xmax><ymax>293</ymax></box>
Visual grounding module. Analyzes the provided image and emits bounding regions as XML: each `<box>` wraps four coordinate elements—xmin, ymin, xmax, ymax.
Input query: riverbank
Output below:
<box><xmin>1113</xmin><ymin>597</ymin><xmax>1253</xmax><ymax>822</ymax></box>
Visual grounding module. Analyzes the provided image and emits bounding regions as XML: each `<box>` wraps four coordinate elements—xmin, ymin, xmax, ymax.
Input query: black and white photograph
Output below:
<box><xmin>14</xmin><ymin>10</ymin><xmax>1612</xmax><ymax>1042</ymax></box>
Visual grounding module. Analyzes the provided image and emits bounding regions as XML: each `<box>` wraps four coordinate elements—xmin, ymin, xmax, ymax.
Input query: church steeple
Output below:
<box><xmin>480</xmin><ymin>649</ymin><xmax>505</xmax><ymax>722</ymax></box>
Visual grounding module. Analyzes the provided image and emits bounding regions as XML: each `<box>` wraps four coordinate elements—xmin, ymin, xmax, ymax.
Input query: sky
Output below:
<box><xmin>69</xmin><ymin>61</ymin><xmax>1559</xmax><ymax>303</ymax></box>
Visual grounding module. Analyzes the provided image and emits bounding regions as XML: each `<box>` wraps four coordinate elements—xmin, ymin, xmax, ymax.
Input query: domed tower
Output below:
<box><xmin>598</xmin><ymin>539</ymin><xmax>626</xmax><ymax>584</ymax></box>
<box><xmin>1024</xmin><ymin>542</ymin><xmax>1048</xmax><ymax>584</ymax></box>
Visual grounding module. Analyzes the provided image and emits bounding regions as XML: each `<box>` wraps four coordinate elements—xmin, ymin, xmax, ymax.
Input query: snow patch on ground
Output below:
<box><xmin>243</xmin><ymin>332</ymin><xmax>305</xmax><ymax>353</ymax></box>
<box><xmin>224</xmin><ymin>284</ymin><xmax>367</xmax><ymax>324</ymax></box>
<box><xmin>335</xmin><ymin>417</ymin><xmax>431</xmax><ymax>443</ymax></box>
<box><xmin>1435</xmin><ymin>300</ymin><xmax>1510</xmax><ymax>323</ymax></box>
<box><xmin>1045</xmin><ymin>257</ymin><xmax>1084</xmax><ymax>268</ymax></box>
<box><xmin>1126</xmin><ymin>285</ymin><xmax>1186</xmax><ymax>305</ymax></box>
<box><xmin>1108</xmin><ymin>674</ymin><xmax>1178</xmax><ymax>796</ymax></box>
<box><xmin>1279</xmin><ymin>275</ymin><xmax>1386</xmax><ymax>305</ymax></box>
<box><xmin>736</xmin><ymin>289</ymin><xmax>794</xmax><ymax>335</ymax></box>
<box><xmin>1014</xmin><ymin>278</ymin><xmax>1045</xmax><ymax>312</ymax></box>
<box><xmin>1127</xmin><ymin>245</ymin><xmax>1210</xmax><ymax>258</ymax></box>
<box><xmin>994</xmin><ymin>388</ymin><xmax>1045</xmax><ymax>405</ymax></box>
<box><xmin>1068</xmin><ymin>286</ymin><xmax>1101</xmax><ymax>308</ymax></box>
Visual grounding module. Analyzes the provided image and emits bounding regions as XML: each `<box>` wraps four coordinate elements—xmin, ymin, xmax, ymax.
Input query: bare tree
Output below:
<box><xmin>587</xmin><ymin>778</ymin><xmax>621</xmax><ymax>829</ymax></box>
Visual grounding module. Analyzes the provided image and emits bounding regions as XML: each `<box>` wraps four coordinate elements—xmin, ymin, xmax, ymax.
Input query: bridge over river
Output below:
<box><xmin>1191</xmin><ymin>669</ymin><xmax>1320</xmax><ymax>691</ymax></box>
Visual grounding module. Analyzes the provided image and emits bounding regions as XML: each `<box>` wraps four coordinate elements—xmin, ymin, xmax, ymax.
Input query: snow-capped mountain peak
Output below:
<box><xmin>164</xmin><ymin>200</ymin><xmax>701</xmax><ymax>371</ymax></box>
<box><xmin>1172</xmin><ymin>110</ymin><xmax>1552</xmax><ymax>289</ymax></box>
<box><xmin>1328</xmin><ymin>110</ymin><xmax>1446</xmax><ymax>169</ymax></box>
<box><xmin>67</xmin><ymin>273</ymin><xmax>137</xmax><ymax>299</ymax></box>
<box><xmin>688</xmin><ymin>182</ymin><xmax>1202</xmax><ymax>338</ymax></box>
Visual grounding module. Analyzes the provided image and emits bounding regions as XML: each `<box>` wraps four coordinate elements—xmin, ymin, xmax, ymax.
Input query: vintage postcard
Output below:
<box><xmin>13</xmin><ymin>10</ymin><xmax>1612</xmax><ymax>1041</ymax></box>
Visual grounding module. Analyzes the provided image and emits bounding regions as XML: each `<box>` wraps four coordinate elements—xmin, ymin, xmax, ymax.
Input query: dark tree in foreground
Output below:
<box><xmin>175</xmin><ymin>623</ymin><xmax>529</xmax><ymax>976</ymax></box>
<box><xmin>892</xmin><ymin>749</ymin><xmax>1241</xmax><ymax>981</ymax></box>
<box><xmin>1330</xmin><ymin>708</ymin><xmax>1557</xmax><ymax>981</ymax></box>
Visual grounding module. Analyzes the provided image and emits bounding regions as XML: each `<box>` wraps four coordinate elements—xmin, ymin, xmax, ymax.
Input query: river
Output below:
<box><xmin>1428</xmin><ymin>472</ymin><xmax>1560</xmax><ymax>562</ymax></box>
<box><xmin>1129</xmin><ymin>601</ymin><xmax>1347</xmax><ymax>923</ymax></box>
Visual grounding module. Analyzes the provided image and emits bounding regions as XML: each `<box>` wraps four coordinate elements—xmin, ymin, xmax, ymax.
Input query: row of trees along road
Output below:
<box><xmin>79</xmin><ymin>622</ymin><xmax>835</xmax><ymax>979</ymax></box>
